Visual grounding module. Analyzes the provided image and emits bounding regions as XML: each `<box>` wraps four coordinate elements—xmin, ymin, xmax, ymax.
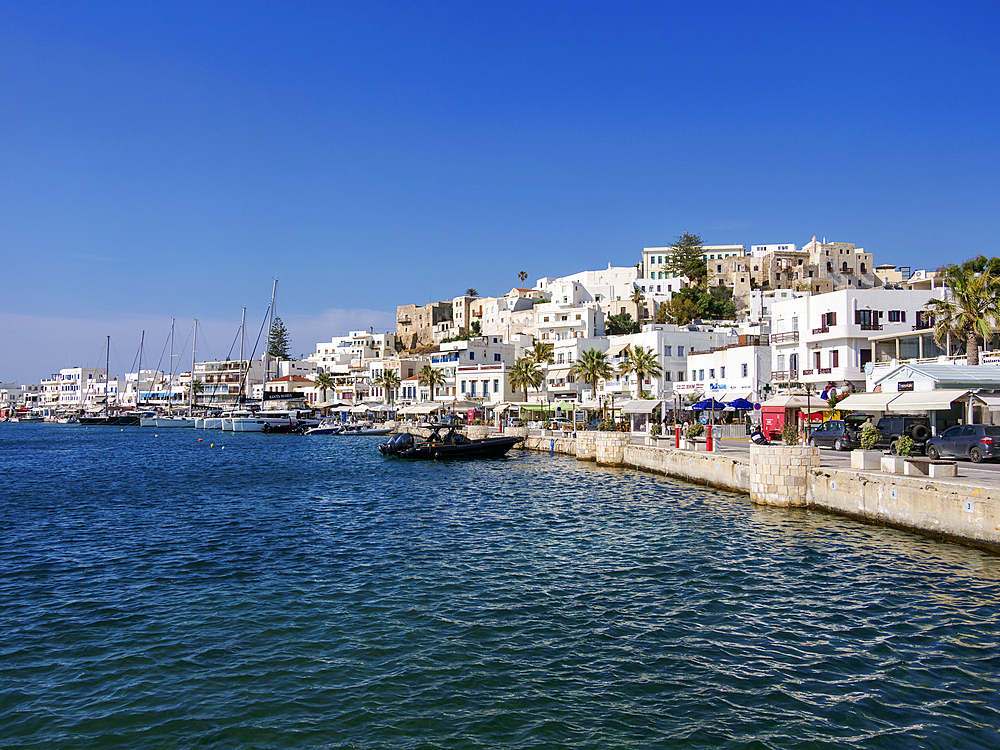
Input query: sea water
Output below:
<box><xmin>1</xmin><ymin>424</ymin><xmax>999</xmax><ymax>749</ymax></box>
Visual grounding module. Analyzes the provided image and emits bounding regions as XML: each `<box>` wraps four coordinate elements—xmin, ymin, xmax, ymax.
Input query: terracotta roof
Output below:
<box><xmin>270</xmin><ymin>375</ymin><xmax>316</xmax><ymax>383</ymax></box>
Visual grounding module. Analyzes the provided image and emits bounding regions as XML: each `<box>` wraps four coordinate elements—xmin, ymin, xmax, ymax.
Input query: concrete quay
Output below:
<box><xmin>481</xmin><ymin>427</ymin><xmax>1000</xmax><ymax>554</ymax></box>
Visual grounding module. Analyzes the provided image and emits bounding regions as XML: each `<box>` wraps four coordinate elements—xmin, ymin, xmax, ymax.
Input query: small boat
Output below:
<box><xmin>378</xmin><ymin>424</ymin><xmax>522</xmax><ymax>460</ymax></box>
<box><xmin>304</xmin><ymin>420</ymin><xmax>393</xmax><ymax>436</ymax></box>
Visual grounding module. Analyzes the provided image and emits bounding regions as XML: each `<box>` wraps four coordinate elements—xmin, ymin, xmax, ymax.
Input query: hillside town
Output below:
<box><xmin>4</xmin><ymin>234</ymin><xmax>999</xmax><ymax>440</ymax></box>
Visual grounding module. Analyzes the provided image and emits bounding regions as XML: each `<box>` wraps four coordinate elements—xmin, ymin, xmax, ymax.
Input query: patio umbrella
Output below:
<box><xmin>726</xmin><ymin>398</ymin><xmax>755</xmax><ymax>411</ymax></box>
<box><xmin>691</xmin><ymin>398</ymin><xmax>726</xmax><ymax>411</ymax></box>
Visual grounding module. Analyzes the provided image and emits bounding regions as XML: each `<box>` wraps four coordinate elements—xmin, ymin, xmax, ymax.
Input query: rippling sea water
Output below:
<box><xmin>2</xmin><ymin>424</ymin><xmax>999</xmax><ymax>749</ymax></box>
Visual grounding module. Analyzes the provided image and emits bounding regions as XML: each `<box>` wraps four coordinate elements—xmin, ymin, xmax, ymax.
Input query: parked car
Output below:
<box><xmin>875</xmin><ymin>415</ymin><xmax>932</xmax><ymax>454</ymax></box>
<box><xmin>546</xmin><ymin>418</ymin><xmax>573</xmax><ymax>430</ymax></box>
<box><xmin>926</xmin><ymin>424</ymin><xmax>1000</xmax><ymax>463</ymax></box>
<box><xmin>808</xmin><ymin>414</ymin><xmax>873</xmax><ymax>451</ymax></box>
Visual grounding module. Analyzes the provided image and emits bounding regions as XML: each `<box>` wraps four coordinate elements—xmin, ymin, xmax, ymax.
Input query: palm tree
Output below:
<box><xmin>527</xmin><ymin>340</ymin><xmax>554</xmax><ymax>365</ymax></box>
<box><xmin>376</xmin><ymin>369</ymin><xmax>400</xmax><ymax>405</ymax></box>
<box><xmin>569</xmin><ymin>347</ymin><xmax>613</xmax><ymax>402</ymax></box>
<box><xmin>466</xmin><ymin>288</ymin><xmax>478</xmax><ymax>297</ymax></box>
<box><xmin>418</xmin><ymin>364</ymin><xmax>446</xmax><ymax>403</ymax></box>
<box><xmin>630</xmin><ymin>287</ymin><xmax>645</xmax><ymax>305</ymax></box>
<box><xmin>518</xmin><ymin>271</ymin><xmax>528</xmax><ymax>286</ymax></box>
<box><xmin>925</xmin><ymin>264</ymin><xmax>1000</xmax><ymax>365</ymax></box>
<box><xmin>618</xmin><ymin>345</ymin><xmax>662</xmax><ymax>398</ymax></box>
<box><xmin>314</xmin><ymin>372</ymin><xmax>335</xmax><ymax>403</ymax></box>
<box><xmin>509</xmin><ymin>357</ymin><xmax>542</xmax><ymax>404</ymax></box>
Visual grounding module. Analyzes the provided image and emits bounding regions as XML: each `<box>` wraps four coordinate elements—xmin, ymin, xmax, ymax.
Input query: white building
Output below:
<box><xmin>769</xmin><ymin>287</ymin><xmax>946</xmax><ymax>392</ymax></box>
<box><xmin>750</xmin><ymin>243</ymin><xmax>797</xmax><ymax>257</ymax></box>
<box><xmin>685</xmin><ymin>335</ymin><xmax>771</xmax><ymax>405</ymax></box>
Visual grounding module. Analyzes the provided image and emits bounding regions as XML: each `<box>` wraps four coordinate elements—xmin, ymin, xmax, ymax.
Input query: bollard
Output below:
<box><xmin>706</xmin><ymin>424</ymin><xmax>713</xmax><ymax>452</ymax></box>
<box><xmin>675</xmin><ymin>425</ymin><xmax>681</xmax><ymax>448</ymax></box>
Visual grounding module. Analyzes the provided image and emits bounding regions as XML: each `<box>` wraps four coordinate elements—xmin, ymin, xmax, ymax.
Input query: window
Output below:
<box><xmin>888</xmin><ymin>310</ymin><xmax>906</xmax><ymax>322</ymax></box>
<box><xmin>677</xmin><ymin>371</ymin><xmax>685</xmax><ymax>381</ymax></box>
<box><xmin>699</xmin><ymin>369</ymin><xmax>705</xmax><ymax>380</ymax></box>
<box><xmin>821</xmin><ymin>311</ymin><xmax>837</xmax><ymax>327</ymax></box>
<box><xmin>742</xmin><ymin>363</ymin><xmax>748</xmax><ymax>378</ymax></box>
<box><xmin>460</xmin><ymin>380</ymin><xmax>466</xmax><ymax>394</ymax></box>
<box><xmin>494</xmin><ymin>379</ymin><xmax>499</xmax><ymax>393</ymax></box>
<box><xmin>470</xmin><ymin>381</ymin><xmax>476</xmax><ymax>397</ymax></box>
<box><xmin>664</xmin><ymin>371</ymin><xmax>671</xmax><ymax>381</ymax></box>
<box><xmin>494</xmin><ymin>353</ymin><xmax>501</xmax><ymax>362</ymax></box>
<box><xmin>720</xmin><ymin>367</ymin><xmax>725</xmax><ymax>379</ymax></box>
<box><xmin>831</xmin><ymin>349</ymin><xmax>839</xmax><ymax>368</ymax></box>
<box><xmin>469</xmin><ymin>352</ymin><xmax>474</xmax><ymax>360</ymax></box>
<box><xmin>664</xmin><ymin>346</ymin><xmax>672</xmax><ymax>357</ymax></box>
<box><xmin>692</xmin><ymin>370</ymin><xmax>697</xmax><ymax>381</ymax></box>
<box><xmin>677</xmin><ymin>346</ymin><xmax>684</xmax><ymax>356</ymax></box>
<box><xmin>709</xmin><ymin>369</ymin><xmax>715</xmax><ymax>378</ymax></box>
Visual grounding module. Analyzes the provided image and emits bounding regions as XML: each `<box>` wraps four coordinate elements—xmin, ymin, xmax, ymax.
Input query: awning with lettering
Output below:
<box><xmin>833</xmin><ymin>392</ymin><xmax>897</xmax><ymax>411</ymax></box>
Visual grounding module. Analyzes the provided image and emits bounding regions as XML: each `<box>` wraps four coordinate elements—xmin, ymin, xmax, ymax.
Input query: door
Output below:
<box><xmin>936</xmin><ymin>426</ymin><xmax>963</xmax><ymax>457</ymax></box>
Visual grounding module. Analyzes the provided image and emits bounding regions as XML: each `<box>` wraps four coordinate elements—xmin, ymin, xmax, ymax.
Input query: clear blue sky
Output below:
<box><xmin>2</xmin><ymin>1</ymin><xmax>998</xmax><ymax>383</ymax></box>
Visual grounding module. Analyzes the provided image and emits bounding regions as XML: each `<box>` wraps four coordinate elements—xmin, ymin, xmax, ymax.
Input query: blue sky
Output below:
<box><xmin>2</xmin><ymin>1</ymin><xmax>998</xmax><ymax>383</ymax></box>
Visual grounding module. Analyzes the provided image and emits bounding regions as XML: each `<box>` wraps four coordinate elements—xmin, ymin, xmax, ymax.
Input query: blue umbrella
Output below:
<box><xmin>692</xmin><ymin>398</ymin><xmax>726</xmax><ymax>411</ymax></box>
<box><xmin>727</xmin><ymin>398</ymin><xmax>755</xmax><ymax>411</ymax></box>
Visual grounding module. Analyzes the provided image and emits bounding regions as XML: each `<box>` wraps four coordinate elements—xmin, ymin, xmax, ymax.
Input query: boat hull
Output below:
<box><xmin>389</xmin><ymin>436</ymin><xmax>522</xmax><ymax>460</ymax></box>
<box><xmin>79</xmin><ymin>415</ymin><xmax>141</xmax><ymax>426</ymax></box>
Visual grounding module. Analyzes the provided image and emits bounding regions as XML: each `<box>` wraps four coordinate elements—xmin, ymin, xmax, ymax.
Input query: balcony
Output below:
<box><xmin>770</xmin><ymin>331</ymin><xmax>799</xmax><ymax>345</ymax></box>
<box><xmin>802</xmin><ymin>369</ymin><xmax>815</xmax><ymax>376</ymax></box>
<box><xmin>818</xmin><ymin>368</ymin><xmax>832</xmax><ymax>374</ymax></box>
<box><xmin>811</xmin><ymin>326</ymin><xmax>829</xmax><ymax>335</ymax></box>
<box><xmin>772</xmin><ymin>370</ymin><xmax>798</xmax><ymax>382</ymax></box>
<box><xmin>912</xmin><ymin>322</ymin><xmax>933</xmax><ymax>331</ymax></box>
<box><xmin>860</xmin><ymin>323</ymin><xmax>883</xmax><ymax>331</ymax></box>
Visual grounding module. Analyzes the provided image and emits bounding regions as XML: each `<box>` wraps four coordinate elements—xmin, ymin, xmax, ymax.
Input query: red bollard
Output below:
<box><xmin>675</xmin><ymin>425</ymin><xmax>681</xmax><ymax>448</ymax></box>
<box><xmin>706</xmin><ymin>424</ymin><xmax>713</xmax><ymax>452</ymax></box>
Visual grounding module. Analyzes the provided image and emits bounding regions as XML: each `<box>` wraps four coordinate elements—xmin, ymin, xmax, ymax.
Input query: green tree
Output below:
<box><xmin>509</xmin><ymin>357</ymin><xmax>542</xmax><ymax>403</ymax></box>
<box><xmin>664</xmin><ymin>232</ymin><xmax>705</xmax><ymax>282</ymax></box>
<box><xmin>569</xmin><ymin>347</ymin><xmax>613</xmax><ymax>402</ymax></box>
<box><xmin>418</xmin><ymin>364</ymin><xmax>446</xmax><ymax>402</ymax></box>
<box><xmin>605</xmin><ymin>311</ymin><xmax>640</xmax><ymax>336</ymax></box>
<box><xmin>314</xmin><ymin>372</ymin><xmax>335</xmax><ymax>403</ymax></box>
<box><xmin>267</xmin><ymin>317</ymin><xmax>290</xmax><ymax>359</ymax></box>
<box><xmin>466</xmin><ymin>288</ymin><xmax>478</xmax><ymax>297</ymax></box>
<box><xmin>376</xmin><ymin>369</ymin><xmax>400</xmax><ymax>405</ymax></box>
<box><xmin>707</xmin><ymin>284</ymin><xmax>738</xmax><ymax>320</ymax></box>
<box><xmin>470</xmin><ymin>320</ymin><xmax>481</xmax><ymax>336</ymax></box>
<box><xmin>618</xmin><ymin>345</ymin><xmax>662</xmax><ymax>398</ymax></box>
<box><xmin>660</xmin><ymin>294</ymin><xmax>702</xmax><ymax>325</ymax></box>
<box><xmin>926</xmin><ymin>262</ymin><xmax>1000</xmax><ymax>365</ymax></box>
<box><xmin>527</xmin><ymin>340</ymin><xmax>554</xmax><ymax>365</ymax></box>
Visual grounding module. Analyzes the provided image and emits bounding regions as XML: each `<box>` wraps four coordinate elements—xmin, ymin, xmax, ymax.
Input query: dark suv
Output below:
<box><xmin>876</xmin><ymin>415</ymin><xmax>932</xmax><ymax>454</ymax></box>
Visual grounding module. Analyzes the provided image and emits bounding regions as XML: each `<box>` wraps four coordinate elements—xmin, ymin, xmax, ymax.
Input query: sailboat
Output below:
<box><xmin>141</xmin><ymin>319</ymin><xmax>197</xmax><ymax>427</ymax></box>
<box><xmin>79</xmin><ymin>335</ymin><xmax>142</xmax><ymax>426</ymax></box>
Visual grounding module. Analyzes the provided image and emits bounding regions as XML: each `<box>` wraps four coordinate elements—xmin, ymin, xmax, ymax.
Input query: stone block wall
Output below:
<box><xmin>749</xmin><ymin>445</ymin><xmax>820</xmax><ymax>507</ymax></box>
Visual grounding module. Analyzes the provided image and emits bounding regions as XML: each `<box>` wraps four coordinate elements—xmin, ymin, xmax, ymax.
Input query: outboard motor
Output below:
<box><xmin>379</xmin><ymin>432</ymin><xmax>413</xmax><ymax>455</ymax></box>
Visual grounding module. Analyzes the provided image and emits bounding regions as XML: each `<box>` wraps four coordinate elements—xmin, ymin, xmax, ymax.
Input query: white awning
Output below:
<box><xmin>546</xmin><ymin>367</ymin><xmax>573</xmax><ymax>378</ymax></box>
<box><xmin>350</xmin><ymin>405</ymin><xmax>370</xmax><ymax>413</ymax></box>
<box><xmin>412</xmin><ymin>402</ymin><xmax>441</xmax><ymax>415</ymax></box>
<box><xmin>975</xmin><ymin>394</ymin><xmax>1000</xmax><ymax>411</ymax></box>
<box><xmin>886</xmin><ymin>390</ymin><xmax>970</xmax><ymax>412</ymax></box>
<box><xmin>836</xmin><ymin>392</ymin><xmax>898</xmax><ymax>411</ymax></box>
<box><xmin>621</xmin><ymin>399</ymin><xmax>663</xmax><ymax>414</ymax></box>
<box><xmin>721</xmin><ymin>390</ymin><xmax>754</xmax><ymax>403</ymax></box>
<box><xmin>607</xmin><ymin>342</ymin><xmax>631</xmax><ymax>357</ymax></box>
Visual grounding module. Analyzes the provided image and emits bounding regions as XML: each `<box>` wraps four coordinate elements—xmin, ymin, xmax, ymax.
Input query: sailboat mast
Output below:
<box><xmin>190</xmin><ymin>319</ymin><xmax>197</xmax><ymax>412</ymax></box>
<box><xmin>262</xmin><ymin>280</ymin><xmax>277</xmax><ymax>402</ymax></box>
<box><xmin>137</xmin><ymin>330</ymin><xmax>145</xmax><ymax>408</ymax></box>
<box><xmin>240</xmin><ymin>306</ymin><xmax>246</xmax><ymax>403</ymax></box>
<box><xmin>168</xmin><ymin>318</ymin><xmax>174</xmax><ymax>414</ymax></box>
<box><xmin>105</xmin><ymin>335</ymin><xmax>111</xmax><ymax>412</ymax></box>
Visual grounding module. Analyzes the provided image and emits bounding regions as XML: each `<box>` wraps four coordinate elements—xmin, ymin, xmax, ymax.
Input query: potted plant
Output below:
<box><xmin>882</xmin><ymin>434</ymin><xmax>912</xmax><ymax>474</ymax></box>
<box><xmin>682</xmin><ymin>422</ymin><xmax>704</xmax><ymax>449</ymax></box>
<box><xmin>781</xmin><ymin>422</ymin><xmax>799</xmax><ymax>446</ymax></box>
<box><xmin>851</xmin><ymin>422</ymin><xmax>882</xmax><ymax>470</ymax></box>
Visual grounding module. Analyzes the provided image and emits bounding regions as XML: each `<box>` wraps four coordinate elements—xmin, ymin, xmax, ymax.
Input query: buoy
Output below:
<box><xmin>198</xmin><ymin>438</ymin><xmax>203</xmax><ymax>442</ymax></box>
<box><xmin>210</xmin><ymin>443</ymin><xmax>214</xmax><ymax>447</ymax></box>
<box><xmin>120</xmin><ymin>428</ymin><xmax>124</xmax><ymax>432</ymax></box>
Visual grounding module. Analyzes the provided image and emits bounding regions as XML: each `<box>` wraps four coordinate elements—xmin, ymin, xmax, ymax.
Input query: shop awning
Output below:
<box><xmin>546</xmin><ymin>367</ymin><xmax>573</xmax><ymax>378</ymax></box>
<box><xmin>720</xmin><ymin>390</ymin><xmax>754</xmax><ymax>403</ymax></box>
<box><xmin>350</xmin><ymin>405</ymin><xmax>370</xmax><ymax>413</ymax></box>
<box><xmin>975</xmin><ymin>394</ymin><xmax>1000</xmax><ymax>411</ymax></box>
<box><xmin>835</xmin><ymin>392</ymin><xmax>898</xmax><ymax>411</ymax></box>
<box><xmin>621</xmin><ymin>399</ymin><xmax>663</xmax><ymax>414</ymax></box>
<box><xmin>885</xmin><ymin>390</ymin><xmax>970</xmax><ymax>412</ymax></box>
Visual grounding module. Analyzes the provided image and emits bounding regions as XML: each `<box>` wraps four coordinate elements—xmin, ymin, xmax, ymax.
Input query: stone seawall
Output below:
<box><xmin>511</xmin><ymin>430</ymin><xmax>1000</xmax><ymax>553</ymax></box>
